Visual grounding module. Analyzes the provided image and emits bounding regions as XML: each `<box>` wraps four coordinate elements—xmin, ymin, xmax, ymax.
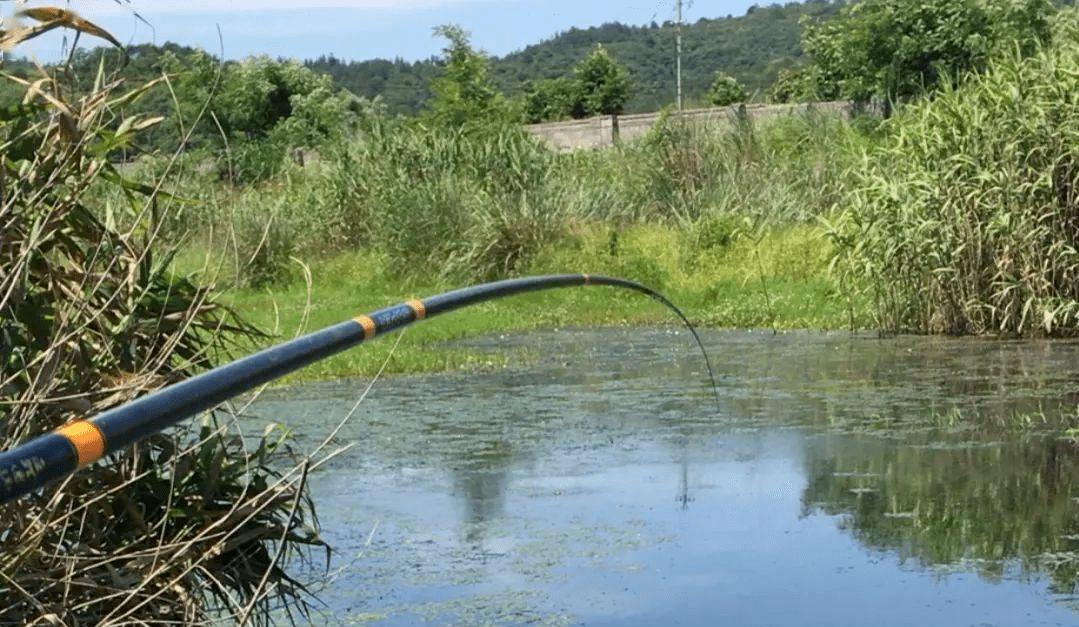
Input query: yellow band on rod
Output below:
<box><xmin>56</xmin><ymin>421</ymin><xmax>106</xmax><ymax>468</ymax></box>
<box><xmin>354</xmin><ymin>315</ymin><xmax>377</xmax><ymax>340</ymax></box>
<box><xmin>406</xmin><ymin>299</ymin><xmax>426</xmax><ymax>320</ymax></box>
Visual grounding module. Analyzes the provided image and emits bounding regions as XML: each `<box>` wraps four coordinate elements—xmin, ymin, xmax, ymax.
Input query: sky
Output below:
<box><xmin>4</xmin><ymin>0</ymin><xmax>763</xmax><ymax>63</ymax></box>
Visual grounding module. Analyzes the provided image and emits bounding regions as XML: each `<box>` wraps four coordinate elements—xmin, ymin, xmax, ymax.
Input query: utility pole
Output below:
<box><xmin>675</xmin><ymin>0</ymin><xmax>683</xmax><ymax>111</ymax></box>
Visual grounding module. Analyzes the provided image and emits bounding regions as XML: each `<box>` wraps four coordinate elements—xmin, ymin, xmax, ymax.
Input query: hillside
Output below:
<box><xmin>0</xmin><ymin>2</ymin><xmax>841</xmax><ymax>118</ymax></box>
<box><xmin>308</xmin><ymin>1</ymin><xmax>843</xmax><ymax>115</ymax></box>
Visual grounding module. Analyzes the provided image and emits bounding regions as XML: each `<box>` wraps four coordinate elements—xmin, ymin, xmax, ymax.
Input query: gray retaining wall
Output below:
<box><xmin>524</xmin><ymin>101</ymin><xmax>858</xmax><ymax>151</ymax></box>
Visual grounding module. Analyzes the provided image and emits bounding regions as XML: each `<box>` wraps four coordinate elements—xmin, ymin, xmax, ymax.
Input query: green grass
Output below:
<box><xmin>213</xmin><ymin>222</ymin><xmax>868</xmax><ymax>381</ymax></box>
<box><xmin>156</xmin><ymin>110</ymin><xmax>877</xmax><ymax>379</ymax></box>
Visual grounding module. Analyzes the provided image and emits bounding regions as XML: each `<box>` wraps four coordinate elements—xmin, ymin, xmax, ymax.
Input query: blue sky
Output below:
<box><xmin>8</xmin><ymin>0</ymin><xmax>762</xmax><ymax>62</ymax></box>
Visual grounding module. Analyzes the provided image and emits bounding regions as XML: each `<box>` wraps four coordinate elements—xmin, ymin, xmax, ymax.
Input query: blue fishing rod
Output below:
<box><xmin>0</xmin><ymin>274</ymin><xmax>719</xmax><ymax>504</ymax></box>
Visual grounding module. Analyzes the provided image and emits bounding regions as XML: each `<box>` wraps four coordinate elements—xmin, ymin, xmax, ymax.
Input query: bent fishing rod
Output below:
<box><xmin>0</xmin><ymin>274</ymin><xmax>719</xmax><ymax>505</ymax></box>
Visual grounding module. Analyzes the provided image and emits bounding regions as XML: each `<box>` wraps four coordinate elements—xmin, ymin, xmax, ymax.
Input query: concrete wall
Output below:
<box><xmin>525</xmin><ymin>101</ymin><xmax>858</xmax><ymax>152</ymax></box>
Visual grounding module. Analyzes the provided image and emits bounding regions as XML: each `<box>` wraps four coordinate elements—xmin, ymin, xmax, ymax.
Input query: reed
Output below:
<box><xmin>0</xmin><ymin>9</ymin><xmax>323</xmax><ymax>623</ymax></box>
<box><xmin>826</xmin><ymin>11</ymin><xmax>1079</xmax><ymax>336</ymax></box>
<box><xmin>168</xmin><ymin>107</ymin><xmax>865</xmax><ymax>288</ymax></box>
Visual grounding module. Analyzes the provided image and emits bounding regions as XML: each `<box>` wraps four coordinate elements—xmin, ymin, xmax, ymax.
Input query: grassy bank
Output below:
<box><xmin>214</xmin><ymin>222</ymin><xmax>865</xmax><ymax>380</ymax></box>
<box><xmin>159</xmin><ymin>11</ymin><xmax>1077</xmax><ymax>382</ymax></box>
<box><xmin>136</xmin><ymin>105</ymin><xmax>876</xmax><ymax>381</ymax></box>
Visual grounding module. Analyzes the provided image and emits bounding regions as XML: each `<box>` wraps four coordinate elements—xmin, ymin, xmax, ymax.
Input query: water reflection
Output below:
<box><xmin>455</xmin><ymin>462</ymin><xmax>509</xmax><ymax>544</ymax></box>
<box><xmin>677</xmin><ymin>446</ymin><xmax>693</xmax><ymax>510</ymax></box>
<box><xmin>802</xmin><ymin>431</ymin><xmax>1079</xmax><ymax>596</ymax></box>
<box><xmin>418</xmin><ymin>409</ymin><xmax>517</xmax><ymax>545</ymax></box>
<box><xmin>253</xmin><ymin>329</ymin><xmax>1079</xmax><ymax>624</ymax></box>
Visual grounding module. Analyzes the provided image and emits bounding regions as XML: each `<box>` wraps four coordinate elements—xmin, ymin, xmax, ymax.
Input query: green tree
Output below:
<box><xmin>272</xmin><ymin>84</ymin><xmax>362</xmax><ymax>147</ymax></box>
<box><xmin>765</xmin><ymin>66</ymin><xmax>825</xmax><ymax>104</ymax></box>
<box><xmin>211</xmin><ymin>57</ymin><xmax>358</xmax><ymax>181</ymax></box>
<box><xmin>574</xmin><ymin>44</ymin><xmax>631</xmax><ymax>116</ymax></box>
<box><xmin>215</xmin><ymin>56</ymin><xmax>328</xmax><ymax>140</ymax></box>
<box><xmin>802</xmin><ymin>0</ymin><xmax>1055</xmax><ymax>107</ymax></box>
<box><xmin>766</xmin><ymin>67</ymin><xmax>801</xmax><ymax>104</ymax></box>
<box><xmin>427</xmin><ymin>24</ymin><xmax>510</xmax><ymax>126</ymax></box>
<box><xmin>521</xmin><ymin>77</ymin><xmax>586</xmax><ymax>123</ymax></box>
<box><xmin>153</xmin><ymin>48</ymin><xmax>219</xmax><ymax>149</ymax></box>
<box><xmin>708</xmin><ymin>72</ymin><xmax>746</xmax><ymax>106</ymax></box>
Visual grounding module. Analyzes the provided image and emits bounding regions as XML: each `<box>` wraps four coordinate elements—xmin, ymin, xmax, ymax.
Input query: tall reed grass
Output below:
<box><xmin>169</xmin><ymin>107</ymin><xmax>866</xmax><ymax>288</ymax></box>
<box><xmin>827</xmin><ymin>11</ymin><xmax>1079</xmax><ymax>336</ymax></box>
<box><xmin>1</xmin><ymin>10</ymin><xmax>324</xmax><ymax>623</ymax></box>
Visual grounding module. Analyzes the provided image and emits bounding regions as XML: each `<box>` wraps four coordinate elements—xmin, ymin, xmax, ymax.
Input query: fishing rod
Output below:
<box><xmin>0</xmin><ymin>274</ymin><xmax>719</xmax><ymax>505</ymax></box>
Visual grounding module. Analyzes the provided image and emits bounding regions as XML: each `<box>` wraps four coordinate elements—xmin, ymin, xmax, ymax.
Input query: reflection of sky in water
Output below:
<box><xmin>252</xmin><ymin>329</ymin><xmax>1079</xmax><ymax>625</ymax></box>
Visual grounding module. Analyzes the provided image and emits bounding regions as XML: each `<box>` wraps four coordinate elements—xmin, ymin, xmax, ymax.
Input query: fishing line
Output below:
<box><xmin>0</xmin><ymin>274</ymin><xmax>719</xmax><ymax>504</ymax></box>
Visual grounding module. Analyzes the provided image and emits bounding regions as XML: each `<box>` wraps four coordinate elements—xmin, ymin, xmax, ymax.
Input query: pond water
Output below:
<box><xmin>254</xmin><ymin>329</ymin><xmax>1079</xmax><ymax>626</ymax></box>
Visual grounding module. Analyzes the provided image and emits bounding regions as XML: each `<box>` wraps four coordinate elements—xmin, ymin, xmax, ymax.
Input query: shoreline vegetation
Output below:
<box><xmin>217</xmin><ymin>221</ymin><xmax>860</xmax><ymax>381</ymax></box>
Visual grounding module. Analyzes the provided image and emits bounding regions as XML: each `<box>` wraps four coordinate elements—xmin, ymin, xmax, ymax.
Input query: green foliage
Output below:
<box><xmin>520</xmin><ymin>45</ymin><xmax>632</xmax><ymax>123</ymax></box>
<box><xmin>173</xmin><ymin>104</ymin><xmax>864</xmax><ymax>292</ymax></box>
<box><xmin>522</xmin><ymin>77</ymin><xmax>586</xmax><ymax>123</ymax></box>
<box><xmin>213</xmin><ymin>56</ymin><xmax>361</xmax><ymax>181</ymax></box>
<box><xmin>574</xmin><ymin>44</ymin><xmax>632</xmax><ymax>116</ymax></box>
<box><xmin>708</xmin><ymin>72</ymin><xmax>746</xmax><ymax>106</ymax></box>
<box><xmin>693</xmin><ymin>213</ymin><xmax>742</xmax><ymax>252</ymax></box>
<box><xmin>228</xmin><ymin>195</ymin><xmax>301</xmax><ymax>288</ymax></box>
<box><xmin>305</xmin><ymin>54</ymin><xmax>437</xmax><ymax>116</ymax></box>
<box><xmin>304</xmin><ymin>2</ymin><xmax>842</xmax><ymax>114</ymax></box>
<box><xmin>766</xmin><ymin>66</ymin><xmax>816</xmax><ymax>103</ymax></box>
<box><xmin>801</xmin><ymin>0</ymin><xmax>1056</xmax><ymax>104</ymax></box>
<box><xmin>611</xmin><ymin>108</ymin><xmax>864</xmax><ymax>222</ymax></box>
<box><xmin>333</xmin><ymin>119</ymin><xmax>563</xmax><ymax>280</ymax></box>
<box><xmin>427</xmin><ymin>25</ymin><xmax>513</xmax><ymax>126</ymax></box>
<box><xmin>215</xmin><ymin>56</ymin><xmax>327</xmax><ymax>139</ymax></box>
<box><xmin>827</xmin><ymin>14</ymin><xmax>1079</xmax><ymax>335</ymax></box>
<box><xmin>57</xmin><ymin>44</ymin><xmax>220</xmax><ymax>152</ymax></box>
<box><xmin>29</xmin><ymin>44</ymin><xmax>364</xmax><ymax>183</ymax></box>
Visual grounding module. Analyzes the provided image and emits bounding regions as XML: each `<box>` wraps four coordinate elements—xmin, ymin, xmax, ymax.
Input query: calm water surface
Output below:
<box><xmin>254</xmin><ymin>329</ymin><xmax>1079</xmax><ymax>626</ymax></box>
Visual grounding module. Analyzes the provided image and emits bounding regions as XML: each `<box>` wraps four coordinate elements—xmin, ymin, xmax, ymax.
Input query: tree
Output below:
<box><xmin>215</xmin><ymin>57</ymin><xmax>328</xmax><ymax>140</ymax></box>
<box><xmin>801</xmin><ymin>0</ymin><xmax>1054</xmax><ymax>107</ymax></box>
<box><xmin>521</xmin><ymin>77</ymin><xmax>586</xmax><ymax>123</ymax></box>
<box><xmin>708</xmin><ymin>72</ymin><xmax>746</xmax><ymax>106</ymax></box>
<box><xmin>427</xmin><ymin>24</ymin><xmax>510</xmax><ymax>126</ymax></box>
<box><xmin>137</xmin><ymin>47</ymin><xmax>219</xmax><ymax>151</ymax></box>
<box><xmin>272</xmin><ymin>84</ymin><xmax>365</xmax><ymax>148</ymax></box>
<box><xmin>766</xmin><ymin>66</ymin><xmax>816</xmax><ymax>104</ymax></box>
<box><xmin>574</xmin><ymin>44</ymin><xmax>631</xmax><ymax>117</ymax></box>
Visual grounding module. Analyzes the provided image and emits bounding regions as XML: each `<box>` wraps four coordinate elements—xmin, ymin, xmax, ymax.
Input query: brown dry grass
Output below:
<box><xmin>0</xmin><ymin>8</ymin><xmax>330</xmax><ymax>624</ymax></box>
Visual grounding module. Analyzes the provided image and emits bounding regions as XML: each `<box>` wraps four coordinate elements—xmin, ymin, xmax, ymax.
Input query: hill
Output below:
<box><xmin>307</xmin><ymin>1</ymin><xmax>843</xmax><ymax>115</ymax></box>
<box><xmin>0</xmin><ymin>2</ymin><xmax>841</xmax><ymax>118</ymax></box>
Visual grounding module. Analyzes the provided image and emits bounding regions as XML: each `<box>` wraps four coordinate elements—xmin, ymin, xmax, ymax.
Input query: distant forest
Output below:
<box><xmin>306</xmin><ymin>1</ymin><xmax>843</xmax><ymax>114</ymax></box>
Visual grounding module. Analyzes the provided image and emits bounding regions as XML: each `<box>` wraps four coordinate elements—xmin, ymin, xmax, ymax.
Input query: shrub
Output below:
<box><xmin>522</xmin><ymin>77</ymin><xmax>587</xmax><ymax>123</ymax></box>
<box><xmin>708</xmin><ymin>72</ymin><xmax>747</xmax><ymax>106</ymax></box>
